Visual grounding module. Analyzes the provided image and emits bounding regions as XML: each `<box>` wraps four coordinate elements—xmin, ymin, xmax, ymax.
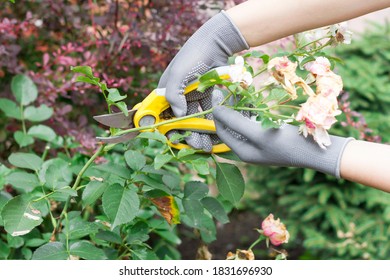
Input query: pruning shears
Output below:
<box><xmin>93</xmin><ymin>66</ymin><xmax>231</xmax><ymax>153</ymax></box>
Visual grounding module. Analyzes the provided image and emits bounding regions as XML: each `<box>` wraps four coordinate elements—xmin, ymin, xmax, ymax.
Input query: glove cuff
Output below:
<box><xmin>304</xmin><ymin>135</ymin><xmax>354</xmax><ymax>178</ymax></box>
<box><xmin>332</xmin><ymin>136</ymin><xmax>355</xmax><ymax>179</ymax></box>
<box><xmin>220</xmin><ymin>10</ymin><xmax>250</xmax><ymax>53</ymax></box>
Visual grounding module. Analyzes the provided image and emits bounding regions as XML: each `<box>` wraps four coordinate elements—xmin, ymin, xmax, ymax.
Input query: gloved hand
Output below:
<box><xmin>158</xmin><ymin>11</ymin><xmax>249</xmax><ymax>152</ymax></box>
<box><xmin>213</xmin><ymin>106</ymin><xmax>354</xmax><ymax>178</ymax></box>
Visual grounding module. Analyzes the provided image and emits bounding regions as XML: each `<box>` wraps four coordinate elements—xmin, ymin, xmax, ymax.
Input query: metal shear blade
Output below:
<box><xmin>96</xmin><ymin>131</ymin><xmax>139</xmax><ymax>144</ymax></box>
<box><xmin>93</xmin><ymin>109</ymin><xmax>136</xmax><ymax>128</ymax></box>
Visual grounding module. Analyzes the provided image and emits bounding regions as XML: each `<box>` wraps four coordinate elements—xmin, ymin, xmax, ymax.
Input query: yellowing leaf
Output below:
<box><xmin>145</xmin><ymin>190</ymin><xmax>180</xmax><ymax>225</ymax></box>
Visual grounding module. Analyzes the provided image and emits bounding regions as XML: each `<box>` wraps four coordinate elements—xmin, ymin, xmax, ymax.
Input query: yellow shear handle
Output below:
<box><xmin>157</xmin><ymin>118</ymin><xmax>231</xmax><ymax>153</ymax></box>
<box><xmin>132</xmin><ymin>67</ymin><xmax>231</xmax><ymax>128</ymax></box>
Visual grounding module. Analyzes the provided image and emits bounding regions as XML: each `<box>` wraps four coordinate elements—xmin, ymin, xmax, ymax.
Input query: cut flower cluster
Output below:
<box><xmin>267</xmin><ymin>56</ymin><xmax>343</xmax><ymax>149</ymax></box>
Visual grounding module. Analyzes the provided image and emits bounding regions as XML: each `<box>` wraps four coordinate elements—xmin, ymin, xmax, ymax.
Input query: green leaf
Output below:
<box><xmin>0</xmin><ymin>165</ymin><xmax>11</xmax><ymax>190</ymax></box>
<box><xmin>0</xmin><ymin>98</ymin><xmax>21</xmax><ymax>119</ymax></box>
<box><xmin>262</xmin><ymin>88</ymin><xmax>288</xmax><ymax>104</ymax></box>
<box><xmin>8</xmin><ymin>153</ymin><xmax>42</xmax><ymax>171</ymax></box>
<box><xmin>243</xmin><ymin>51</ymin><xmax>270</xmax><ymax>63</ymax></box>
<box><xmin>216</xmin><ymin>151</ymin><xmax>241</xmax><ymax>161</ymax></box>
<box><xmin>184</xmin><ymin>181</ymin><xmax>209</xmax><ymax>200</ymax></box>
<box><xmin>126</xmin><ymin>221</ymin><xmax>150</xmax><ymax>244</ymax></box>
<box><xmin>93</xmin><ymin>163</ymin><xmax>130</xmax><ymax>179</ymax></box>
<box><xmin>177</xmin><ymin>148</ymin><xmax>197</xmax><ymax>159</ymax></box>
<box><xmin>0</xmin><ymin>240</ymin><xmax>10</xmax><ymax>259</ymax></box>
<box><xmin>124</xmin><ymin>150</ymin><xmax>146</xmax><ymax>171</ymax></box>
<box><xmin>27</xmin><ymin>125</ymin><xmax>56</xmax><ymax>142</ymax></box>
<box><xmin>32</xmin><ymin>242</ymin><xmax>68</xmax><ymax>260</ymax></box>
<box><xmin>192</xmin><ymin>158</ymin><xmax>210</xmax><ymax>175</ymax></box>
<box><xmin>201</xmin><ymin>197</ymin><xmax>229</xmax><ymax>224</ymax></box>
<box><xmin>70</xmin><ymin>65</ymin><xmax>94</xmax><ymax>78</ymax></box>
<box><xmin>70</xmin><ymin>240</ymin><xmax>107</xmax><ymax>260</ymax></box>
<box><xmin>154</xmin><ymin>154</ymin><xmax>173</xmax><ymax>170</ymax></box>
<box><xmin>133</xmin><ymin>174</ymin><xmax>170</xmax><ymax>193</ymax></box>
<box><xmin>75</xmin><ymin>75</ymin><xmax>99</xmax><ymax>85</ymax></box>
<box><xmin>168</xmin><ymin>131</ymin><xmax>191</xmax><ymax>143</ymax></box>
<box><xmin>6</xmin><ymin>171</ymin><xmax>40</xmax><ymax>193</ymax></box>
<box><xmin>107</xmin><ymin>88</ymin><xmax>127</xmax><ymax>102</ymax></box>
<box><xmin>183</xmin><ymin>199</ymin><xmax>204</xmax><ymax>228</ymax></box>
<box><xmin>42</xmin><ymin>158</ymin><xmax>73</xmax><ymax>190</ymax></box>
<box><xmin>0</xmin><ymin>192</ymin><xmax>12</xmax><ymax>226</ymax></box>
<box><xmin>52</xmin><ymin>186</ymin><xmax>78</xmax><ymax>199</ymax></box>
<box><xmin>138</xmin><ymin>131</ymin><xmax>168</xmax><ymax>144</ymax></box>
<box><xmin>64</xmin><ymin>214</ymin><xmax>99</xmax><ymax>240</ymax></box>
<box><xmin>24</xmin><ymin>104</ymin><xmax>53</xmax><ymax>122</ymax></box>
<box><xmin>82</xmin><ymin>181</ymin><xmax>109</xmax><ymax>206</ymax></box>
<box><xmin>149</xmin><ymin>218</ymin><xmax>180</xmax><ymax>238</ymax></box>
<box><xmin>102</xmin><ymin>184</ymin><xmax>140</xmax><ymax>229</ymax></box>
<box><xmin>11</xmin><ymin>74</ymin><xmax>38</xmax><ymax>106</ymax></box>
<box><xmin>1</xmin><ymin>195</ymin><xmax>43</xmax><ymax>237</ymax></box>
<box><xmin>162</xmin><ymin>174</ymin><xmax>180</xmax><ymax>192</ymax></box>
<box><xmin>7</xmin><ymin>234</ymin><xmax>24</xmax><ymax>248</ymax></box>
<box><xmin>25</xmin><ymin>238</ymin><xmax>47</xmax><ymax>248</ymax></box>
<box><xmin>215</xmin><ymin>161</ymin><xmax>245</xmax><ymax>205</ymax></box>
<box><xmin>198</xmin><ymin>69</ymin><xmax>223</xmax><ymax>92</ymax></box>
<box><xmin>14</xmin><ymin>131</ymin><xmax>34</xmax><ymax>147</ymax></box>
<box><xmin>300</xmin><ymin>56</ymin><xmax>316</xmax><ymax>68</ymax></box>
<box><xmin>261</xmin><ymin>117</ymin><xmax>280</xmax><ymax>129</ymax></box>
<box><xmin>96</xmin><ymin>230</ymin><xmax>122</xmax><ymax>244</ymax></box>
<box><xmin>112</xmin><ymin>101</ymin><xmax>128</xmax><ymax>116</ymax></box>
<box><xmin>182</xmin><ymin>181</ymin><xmax>209</xmax><ymax>228</ymax></box>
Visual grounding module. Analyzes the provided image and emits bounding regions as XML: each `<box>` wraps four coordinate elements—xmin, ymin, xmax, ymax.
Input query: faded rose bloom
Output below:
<box><xmin>306</xmin><ymin>57</ymin><xmax>343</xmax><ymax>93</ymax></box>
<box><xmin>226</xmin><ymin>249</ymin><xmax>255</xmax><ymax>260</ymax></box>
<box><xmin>268</xmin><ymin>56</ymin><xmax>314</xmax><ymax>98</ymax></box>
<box><xmin>261</xmin><ymin>214</ymin><xmax>290</xmax><ymax>246</ymax></box>
<box><xmin>296</xmin><ymin>94</ymin><xmax>341</xmax><ymax>149</ymax></box>
<box><xmin>297</xmin><ymin>57</ymin><xmax>343</xmax><ymax>148</ymax></box>
<box><xmin>316</xmin><ymin>72</ymin><xmax>343</xmax><ymax>99</ymax></box>
<box><xmin>229</xmin><ymin>56</ymin><xmax>253</xmax><ymax>87</ymax></box>
<box><xmin>305</xmin><ymin>56</ymin><xmax>331</xmax><ymax>76</ymax></box>
<box><xmin>330</xmin><ymin>22</ymin><xmax>353</xmax><ymax>45</ymax></box>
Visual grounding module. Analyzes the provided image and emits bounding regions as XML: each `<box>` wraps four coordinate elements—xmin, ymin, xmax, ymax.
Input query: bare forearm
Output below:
<box><xmin>340</xmin><ymin>140</ymin><xmax>390</xmax><ymax>192</ymax></box>
<box><xmin>226</xmin><ymin>0</ymin><xmax>390</xmax><ymax>47</ymax></box>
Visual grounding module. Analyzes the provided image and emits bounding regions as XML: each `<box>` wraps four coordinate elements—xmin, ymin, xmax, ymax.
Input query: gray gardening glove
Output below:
<box><xmin>158</xmin><ymin>11</ymin><xmax>249</xmax><ymax>152</ymax></box>
<box><xmin>213</xmin><ymin>106</ymin><xmax>354</xmax><ymax>178</ymax></box>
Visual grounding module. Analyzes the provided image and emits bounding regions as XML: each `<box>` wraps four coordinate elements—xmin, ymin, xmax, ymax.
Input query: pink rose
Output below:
<box><xmin>261</xmin><ymin>214</ymin><xmax>290</xmax><ymax>246</ymax></box>
<box><xmin>296</xmin><ymin>94</ymin><xmax>341</xmax><ymax>149</ymax></box>
<box><xmin>305</xmin><ymin>57</ymin><xmax>331</xmax><ymax>76</ymax></box>
<box><xmin>316</xmin><ymin>72</ymin><xmax>343</xmax><ymax>98</ymax></box>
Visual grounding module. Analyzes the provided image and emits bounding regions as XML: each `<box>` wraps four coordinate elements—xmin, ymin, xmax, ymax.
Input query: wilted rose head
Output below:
<box><xmin>261</xmin><ymin>214</ymin><xmax>290</xmax><ymax>246</ymax></box>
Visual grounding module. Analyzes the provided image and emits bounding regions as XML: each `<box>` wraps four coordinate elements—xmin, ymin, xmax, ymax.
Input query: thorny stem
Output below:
<box><xmin>72</xmin><ymin>144</ymin><xmax>106</xmax><ymax>191</ymax></box>
<box><xmin>116</xmin><ymin>92</ymin><xmax>235</xmax><ymax>137</ymax></box>
<box><xmin>248</xmin><ymin>235</ymin><xmax>266</xmax><ymax>250</ymax></box>
<box><xmin>116</xmin><ymin>101</ymin><xmax>299</xmax><ymax>137</ymax></box>
<box><xmin>20</xmin><ymin>105</ymin><xmax>27</xmax><ymax>135</ymax></box>
<box><xmin>295</xmin><ymin>35</ymin><xmax>329</xmax><ymax>51</ymax></box>
<box><xmin>116</xmin><ymin>109</ymin><xmax>213</xmax><ymax>136</ymax></box>
<box><xmin>41</xmin><ymin>145</ymin><xmax>50</xmax><ymax>161</ymax></box>
<box><xmin>253</xmin><ymin>66</ymin><xmax>267</xmax><ymax>78</ymax></box>
<box><xmin>294</xmin><ymin>38</ymin><xmax>333</xmax><ymax>57</ymax></box>
<box><xmin>51</xmin><ymin>144</ymin><xmax>106</xmax><ymax>239</ymax></box>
